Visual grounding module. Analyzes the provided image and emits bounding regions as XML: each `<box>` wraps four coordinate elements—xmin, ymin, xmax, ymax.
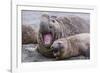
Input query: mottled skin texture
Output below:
<box><xmin>22</xmin><ymin>25</ymin><xmax>37</xmax><ymax>44</ymax></box>
<box><xmin>51</xmin><ymin>33</ymin><xmax>90</xmax><ymax>60</ymax></box>
<box><xmin>37</xmin><ymin>14</ymin><xmax>90</xmax><ymax>57</ymax></box>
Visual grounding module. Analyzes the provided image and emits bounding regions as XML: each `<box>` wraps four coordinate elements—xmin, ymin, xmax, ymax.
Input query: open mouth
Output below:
<box><xmin>42</xmin><ymin>32</ymin><xmax>53</xmax><ymax>45</ymax></box>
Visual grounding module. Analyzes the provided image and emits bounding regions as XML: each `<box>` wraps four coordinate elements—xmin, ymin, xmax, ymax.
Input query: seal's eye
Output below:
<box><xmin>52</xmin><ymin>20</ymin><xmax>55</xmax><ymax>23</ymax></box>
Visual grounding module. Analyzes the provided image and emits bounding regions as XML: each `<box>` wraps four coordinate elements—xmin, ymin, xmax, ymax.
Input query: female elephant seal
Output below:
<box><xmin>51</xmin><ymin>33</ymin><xmax>90</xmax><ymax>60</ymax></box>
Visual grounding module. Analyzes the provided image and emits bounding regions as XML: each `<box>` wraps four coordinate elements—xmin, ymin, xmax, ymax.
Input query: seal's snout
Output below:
<box><xmin>51</xmin><ymin>42</ymin><xmax>64</xmax><ymax>57</ymax></box>
<box><xmin>51</xmin><ymin>46</ymin><xmax>59</xmax><ymax>53</ymax></box>
<box><xmin>51</xmin><ymin>43</ymin><xmax>60</xmax><ymax>52</ymax></box>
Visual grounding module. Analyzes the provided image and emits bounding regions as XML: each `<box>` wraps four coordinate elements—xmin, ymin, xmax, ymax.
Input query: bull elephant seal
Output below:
<box><xmin>51</xmin><ymin>33</ymin><xmax>90</xmax><ymax>60</ymax></box>
<box><xmin>37</xmin><ymin>14</ymin><xmax>90</xmax><ymax>57</ymax></box>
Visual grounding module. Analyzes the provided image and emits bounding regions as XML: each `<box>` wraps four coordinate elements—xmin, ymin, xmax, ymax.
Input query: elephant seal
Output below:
<box><xmin>51</xmin><ymin>33</ymin><xmax>90</xmax><ymax>60</ymax></box>
<box><xmin>22</xmin><ymin>25</ymin><xmax>38</xmax><ymax>44</ymax></box>
<box><xmin>37</xmin><ymin>14</ymin><xmax>90</xmax><ymax>57</ymax></box>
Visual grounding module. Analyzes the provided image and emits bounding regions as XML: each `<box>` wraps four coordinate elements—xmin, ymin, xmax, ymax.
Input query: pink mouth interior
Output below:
<box><xmin>43</xmin><ymin>34</ymin><xmax>52</xmax><ymax>45</ymax></box>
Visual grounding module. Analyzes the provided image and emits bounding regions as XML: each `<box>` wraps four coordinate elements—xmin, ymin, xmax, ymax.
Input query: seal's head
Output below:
<box><xmin>39</xmin><ymin>14</ymin><xmax>64</xmax><ymax>48</ymax></box>
<box><xmin>51</xmin><ymin>40</ymin><xmax>65</xmax><ymax>59</ymax></box>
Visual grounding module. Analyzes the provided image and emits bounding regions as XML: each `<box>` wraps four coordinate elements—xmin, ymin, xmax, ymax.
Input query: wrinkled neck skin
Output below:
<box><xmin>37</xmin><ymin>45</ymin><xmax>54</xmax><ymax>58</ymax></box>
<box><xmin>37</xmin><ymin>32</ymin><xmax>54</xmax><ymax>57</ymax></box>
<box><xmin>65</xmin><ymin>38</ymin><xmax>80</xmax><ymax>58</ymax></box>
